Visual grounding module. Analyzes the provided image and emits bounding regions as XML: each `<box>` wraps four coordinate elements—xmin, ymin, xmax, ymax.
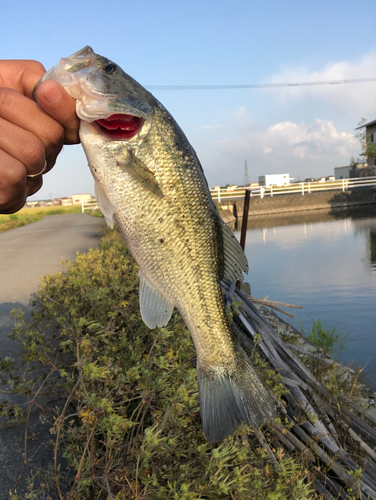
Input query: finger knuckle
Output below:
<box><xmin>0</xmin><ymin>89</ymin><xmax>17</xmax><ymax>115</ymax></box>
<box><xmin>44</xmin><ymin>123</ymin><xmax>65</xmax><ymax>159</ymax></box>
<box><xmin>28</xmin><ymin>60</ymin><xmax>46</xmax><ymax>74</ymax></box>
<box><xmin>23</xmin><ymin>136</ymin><xmax>45</xmax><ymax>167</ymax></box>
<box><xmin>1</xmin><ymin>162</ymin><xmax>26</xmax><ymax>186</ymax></box>
<box><xmin>48</xmin><ymin>123</ymin><xmax>65</xmax><ymax>147</ymax></box>
<box><xmin>0</xmin><ymin>186</ymin><xmax>26</xmax><ymax>214</ymax></box>
<box><xmin>0</xmin><ymin>197</ymin><xmax>25</xmax><ymax>214</ymax></box>
<box><xmin>27</xmin><ymin>177</ymin><xmax>43</xmax><ymax>196</ymax></box>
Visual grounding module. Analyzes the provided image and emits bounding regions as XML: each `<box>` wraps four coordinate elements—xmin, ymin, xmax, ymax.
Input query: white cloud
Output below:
<box><xmin>190</xmin><ymin>51</ymin><xmax>376</xmax><ymax>185</ymax></box>
<box><xmin>264</xmin><ymin>50</ymin><xmax>376</xmax><ymax>119</ymax></box>
<box><xmin>211</xmin><ymin>115</ymin><xmax>359</xmax><ymax>180</ymax></box>
<box><xmin>218</xmin><ymin>116</ymin><xmax>358</xmax><ymax>161</ymax></box>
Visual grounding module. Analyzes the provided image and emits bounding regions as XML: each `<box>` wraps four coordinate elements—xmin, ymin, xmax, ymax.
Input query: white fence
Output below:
<box><xmin>80</xmin><ymin>177</ymin><xmax>376</xmax><ymax>211</ymax></box>
<box><xmin>82</xmin><ymin>200</ymin><xmax>99</xmax><ymax>212</ymax></box>
<box><xmin>210</xmin><ymin>176</ymin><xmax>376</xmax><ymax>202</ymax></box>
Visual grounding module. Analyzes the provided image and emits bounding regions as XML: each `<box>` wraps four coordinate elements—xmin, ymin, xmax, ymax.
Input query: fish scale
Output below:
<box><xmin>37</xmin><ymin>46</ymin><xmax>277</xmax><ymax>442</ymax></box>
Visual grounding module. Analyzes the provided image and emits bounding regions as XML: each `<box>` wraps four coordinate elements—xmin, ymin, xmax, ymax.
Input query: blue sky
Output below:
<box><xmin>2</xmin><ymin>0</ymin><xmax>376</xmax><ymax>198</ymax></box>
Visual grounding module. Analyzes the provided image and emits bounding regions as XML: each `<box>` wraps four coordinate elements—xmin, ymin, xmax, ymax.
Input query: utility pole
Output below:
<box><xmin>244</xmin><ymin>160</ymin><xmax>250</xmax><ymax>186</ymax></box>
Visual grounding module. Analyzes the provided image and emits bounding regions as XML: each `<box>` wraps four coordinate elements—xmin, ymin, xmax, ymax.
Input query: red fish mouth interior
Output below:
<box><xmin>96</xmin><ymin>114</ymin><xmax>143</xmax><ymax>140</ymax></box>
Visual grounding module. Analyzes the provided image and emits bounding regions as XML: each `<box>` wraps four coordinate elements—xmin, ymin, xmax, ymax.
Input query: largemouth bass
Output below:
<box><xmin>36</xmin><ymin>46</ymin><xmax>276</xmax><ymax>442</ymax></box>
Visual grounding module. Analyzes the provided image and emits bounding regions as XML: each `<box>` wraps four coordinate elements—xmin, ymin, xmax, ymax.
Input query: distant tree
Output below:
<box><xmin>366</xmin><ymin>142</ymin><xmax>376</xmax><ymax>161</ymax></box>
<box><xmin>354</xmin><ymin>117</ymin><xmax>367</xmax><ymax>156</ymax></box>
<box><xmin>350</xmin><ymin>156</ymin><xmax>360</xmax><ymax>170</ymax></box>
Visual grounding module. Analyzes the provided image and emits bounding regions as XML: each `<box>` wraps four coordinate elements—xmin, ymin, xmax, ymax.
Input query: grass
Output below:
<box><xmin>0</xmin><ymin>227</ymin><xmax>318</xmax><ymax>500</ymax></box>
<box><xmin>304</xmin><ymin>317</ymin><xmax>349</xmax><ymax>355</ymax></box>
<box><xmin>0</xmin><ymin>205</ymin><xmax>82</xmax><ymax>233</ymax></box>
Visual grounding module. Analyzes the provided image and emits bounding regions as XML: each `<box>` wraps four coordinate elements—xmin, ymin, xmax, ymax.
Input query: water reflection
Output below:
<box><xmin>237</xmin><ymin>205</ymin><xmax>376</xmax><ymax>272</ymax></box>
<box><xmin>234</xmin><ymin>205</ymin><xmax>376</xmax><ymax>389</ymax></box>
<box><xmin>237</xmin><ymin>204</ymin><xmax>376</xmax><ymax>231</ymax></box>
<box><xmin>370</xmin><ymin>231</ymin><xmax>376</xmax><ymax>269</ymax></box>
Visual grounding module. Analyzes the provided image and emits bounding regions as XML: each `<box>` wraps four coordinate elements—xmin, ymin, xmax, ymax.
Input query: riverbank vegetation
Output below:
<box><xmin>0</xmin><ymin>205</ymin><xmax>82</xmax><ymax>233</ymax></box>
<box><xmin>301</xmin><ymin>318</ymin><xmax>349</xmax><ymax>356</ymax></box>
<box><xmin>1</xmin><ymin>227</ymin><xmax>375</xmax><ymax>499</ymax></box>
<box><xmin>1</xmin><ymin>227</ymin><xmax>317</xmax><ymax>499</ymax></box>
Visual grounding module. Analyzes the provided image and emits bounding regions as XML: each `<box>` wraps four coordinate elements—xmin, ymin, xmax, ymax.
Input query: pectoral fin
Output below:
<box><xmin>94</xmin><ymin>180</ymin><xmax>115</xmax><ymax>228</ymax></box>
<box><xmin>139</xmin><ymin>271</ymin><xmax>174</xmax><ymax>328</ymax></box>
<box><xmin>117</xmin><ymin>151</ymin><xmax>163</xmax><ymax>198</ymax></box>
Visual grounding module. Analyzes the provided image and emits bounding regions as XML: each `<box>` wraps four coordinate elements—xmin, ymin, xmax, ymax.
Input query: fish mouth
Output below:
<box><xmin>95</xmin><ymin>114</ymin><xmax>144</xmax><ymax>140</ymax></box>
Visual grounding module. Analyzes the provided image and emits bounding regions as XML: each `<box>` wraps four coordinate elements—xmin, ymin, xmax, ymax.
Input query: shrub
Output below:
<box><xmin>1</xmin><ymin>228</ymin><xmax>317</xmax><ymax>499</ymax></box>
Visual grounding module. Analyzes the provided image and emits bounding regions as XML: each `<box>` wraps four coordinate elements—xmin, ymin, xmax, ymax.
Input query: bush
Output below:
<box><xmin>1</xmin><ymin>228</ymin><xmax>316</xmax><ymax>499</ymax></box>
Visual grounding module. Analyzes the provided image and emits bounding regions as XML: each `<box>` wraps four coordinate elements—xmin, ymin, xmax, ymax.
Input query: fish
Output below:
<box><xmin>36</xmin><ymin>46</ymin><xmax>276</xmax><ymax>442</ymax></box>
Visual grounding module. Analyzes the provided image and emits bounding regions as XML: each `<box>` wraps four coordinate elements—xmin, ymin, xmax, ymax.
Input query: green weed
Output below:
<box><xmin>0</xmin><ymin>228</ymin><xmax>318</xmax><ymax>499</ymax></box>
<box><xmin>89</xmin><ymin>209</ymin><xmax>104</xmax><ymax>218</ymax></box>
<box><xmin>303</xmin><ymin>317</ymin><xmax>349</xmax><ymax>355</ymax></box>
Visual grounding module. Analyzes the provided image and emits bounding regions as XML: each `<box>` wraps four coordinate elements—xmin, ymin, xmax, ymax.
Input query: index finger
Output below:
<box><xmin>36</xmin><ymin>80</ymin><xmax>80</xmax><ymax>145</ymax></box>
<box><xmin>0</xmin><ymin>59</ymin><xmax>46</xmax><ymax>96</ymax></box>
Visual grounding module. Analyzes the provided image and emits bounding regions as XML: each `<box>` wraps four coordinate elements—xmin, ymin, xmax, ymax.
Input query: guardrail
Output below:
<box><xmin>82</xmin><ymin>200</ymin><xmax>99</xmax><ymax>213</ymax></box>
<box><xmin>210</xmin><ymin>176</ymin><xmax>376</xmax><ymax>201</ymax></box>
<box><xmin>80</xmin><ymin>176</ymin><xmax>376</xmax><ymax>211</ymax></box>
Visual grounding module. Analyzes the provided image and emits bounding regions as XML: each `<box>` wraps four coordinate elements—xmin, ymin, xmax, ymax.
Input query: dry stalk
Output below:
<box><xmin>10</xmin><ymin>366</ymin><xmax>56</xmax><ymax>500</ymax></box>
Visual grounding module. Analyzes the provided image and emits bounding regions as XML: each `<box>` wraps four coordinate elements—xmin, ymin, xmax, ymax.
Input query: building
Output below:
<box><xmin>355</xmin><ymin>119</ymin><xmax>376</xmax><ymax>167</ymax></box>
<box><xmin>334</xmin><ymin>166</ymin><xmax>352</xmax><ymax>180</ymax></box>
<box><xmin>60</xmin><ymin>197</ymin><xmax>73</xmax><ymax>206</ymax></box>
<box><xmin>71</xmin><ymin>194</ymin><xmax>93</xmax><ymax>205</ymax></box>
<box><xmin>258</xmin><ymin>174</ymin><xmax>290</xmax><ymax>187</ymax></box>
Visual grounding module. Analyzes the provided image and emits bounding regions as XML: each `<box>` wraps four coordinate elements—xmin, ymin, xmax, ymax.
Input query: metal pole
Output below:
<box><xmin>237</xmin><ymin>189</ymin><xmax>251</xmax><ymax>289</ymax></box>
<box><xmin>240</xmin><ymin>189</ymin><xmax>251</xmax><ymax>251</ymax></box>
<box><xmin>218</xmin><ymin>186</ymin><xmax>221</xmax><ymax>202</ymax></box>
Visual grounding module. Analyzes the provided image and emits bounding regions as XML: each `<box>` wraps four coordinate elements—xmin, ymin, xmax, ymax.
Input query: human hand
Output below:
<box><xmin>0</xmin><ymin>59</ymin><xmax>79</xmax><ymax>213</ymax></box>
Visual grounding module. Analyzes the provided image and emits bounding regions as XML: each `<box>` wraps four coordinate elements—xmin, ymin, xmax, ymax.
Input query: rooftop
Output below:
<box><xmin>355</xmin><ymin>119</ymin><xmax>376</xmax><ymax>129</ymax></box>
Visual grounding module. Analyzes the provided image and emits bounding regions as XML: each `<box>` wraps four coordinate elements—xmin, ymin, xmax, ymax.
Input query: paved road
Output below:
<box><xmin>0</xmin><ymin>213</ymin><xmax>106</xmax><ymax>498</ymax></box>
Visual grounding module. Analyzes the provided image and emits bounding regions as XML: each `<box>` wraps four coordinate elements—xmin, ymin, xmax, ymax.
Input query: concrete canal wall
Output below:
<box><xmin>217</xmin><ymin>188</ymin><xmax>376</xmax><ymax>217</ymax></box>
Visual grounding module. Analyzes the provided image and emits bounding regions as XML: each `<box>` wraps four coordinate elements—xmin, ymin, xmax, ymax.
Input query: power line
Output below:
<box><xmin>146</xmin><ymin>77</ymin><xmax>376</xmax><ymax>91</ymax></box>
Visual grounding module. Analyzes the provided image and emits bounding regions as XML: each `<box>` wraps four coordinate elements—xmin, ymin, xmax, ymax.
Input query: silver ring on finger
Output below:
<box><xmin>26</xmin><ymin>160</ymin><xmax>48</xmax><ymax>178</ymax></box>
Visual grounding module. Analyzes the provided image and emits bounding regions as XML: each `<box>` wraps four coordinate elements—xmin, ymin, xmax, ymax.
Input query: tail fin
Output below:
<box><xmin>197</xmin><ymin>349</ymin><xmax>276</xmax><ymax>442</ymax></box>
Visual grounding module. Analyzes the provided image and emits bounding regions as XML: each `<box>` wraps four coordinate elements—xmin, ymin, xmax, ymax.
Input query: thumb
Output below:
<box><xmin>36</xmin><ymin>80</ymin><xmax>80</xmax><ymax>145</ymax></box>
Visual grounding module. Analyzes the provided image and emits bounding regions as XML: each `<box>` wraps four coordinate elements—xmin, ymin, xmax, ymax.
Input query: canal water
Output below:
<box><xmin>234</xmin><ymin>205</ymin><xmax>376</xmax><ymax>390</ymax></box>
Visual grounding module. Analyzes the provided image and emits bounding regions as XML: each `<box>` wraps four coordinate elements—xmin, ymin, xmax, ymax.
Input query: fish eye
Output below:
<box><xmin>103</xmin><ymin>64</ymin><xmax>116</xmax><ymax>74</ymax></box>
